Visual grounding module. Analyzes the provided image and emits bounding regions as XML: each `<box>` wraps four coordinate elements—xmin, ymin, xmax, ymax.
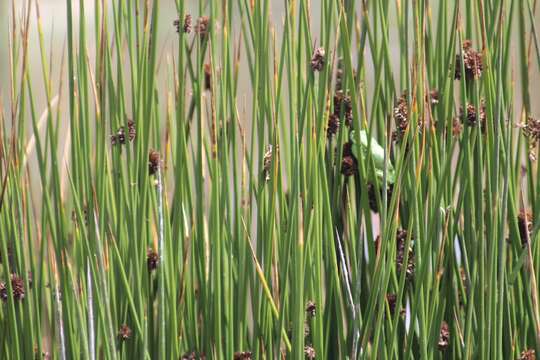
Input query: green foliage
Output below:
<box><xmin>1</xmin><ymin>0</ymin><xmax>540</xmax><ymax>359</ymax></box>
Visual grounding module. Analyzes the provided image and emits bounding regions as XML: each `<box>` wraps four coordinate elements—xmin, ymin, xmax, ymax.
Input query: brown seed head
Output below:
<box><xmin>396</xmin><ymin>229</ymin><xmax>414</xmax><ymax>280</ymax></box>
<box><xmin>0</xmin><ymin>281</ymin><xmax>7</xmax><ymax>302</ymax></box>
<box><xmin>341</xmin><ymin>143</ymin><xmax>358</xmax><ymax>177</ymax></box>
<box><xmin>204</xmin><ymin>63</ymin><xmax>212</xmax><ymax>91</ymax></box>
<box><xmin>111</xmin><ymin>126</ymin><xmax>126</xmax><ymax>146</ymax></box>
<box><xmin>335</xmin><ymin>58</ymin><xmax>357</xmax><ymax>91</ymax></box>
<box><xmin>148</xmin><ymin>149</ymin><xmax>161</xmax><ymax>176</ymax></box>
<box><xmin>181</xmin><ymin>352</ymin><xmax>196</xmax><ymax>360</ymax></box>
<box><xmin>438</xmin><ymin>321</ymin><xmax>450</xmax><ymax>350</ymax></box>
<box><xmin>522</xmin><ymin>116</ymin><xmax>540</xmax><ymax>144</ymax></box>
<box><xmin>334</xmin><ymin>91</ymin><xmax>353</xmax><ymax>127</ymax></box>
<box><xmin>304</xmin><ymin>345</ymin><xmax>316</xmax><ymax>359</ymax></box>
<box><xmin>196</xmin><ymin>16</ymin><xmax>210</xmax><ymax>37</ymax></box>
<box><xmin>386</xmin><ymin>293</ymin><xmax>397</xmax><ymax>314</ymax></box>
<box><xmin>518</xmin><ymin>209</ymin><xmax>534</xmax><ymax>247</ymax></box>
<box><xmin>428</xmin><ymin>89</ymin><xmax>439</xmax><ymax>106</ymax></box>
<box><xmin>460</xmin><ymin>101</ymin><xmax>486</xmax><ymax>131</ymax></box>
<box><xmin>393</xmin><ymin>92</ymin><xmax>409</xmax><ymax>141</ymax></box>
<box><xmin>520</xmin><ymin>349</ymin><xmax>536</xmax><ymax>360</ymax></box>
<box><xmin>183</xmin><ymin>14</ymin><xmax>192</xmax><ymax>33</ymax></box>
<box><xmin>147</xmin><ymin>248</ymin><xmax>159</xmax><ymax>272</ymax></box>
<box><xmin>335</xmin><ymin>65</ymin><xmax>344</xmax><ymax>91</ymax></box>
<box><xmin>327</xmin><ymin>113</ymin><xmax>340</xmax><ymax>138</ymax></box>
<box><xmin>310</xmin><ymin>47</ymin><xmax>325</xmax><ymax>72</ymax></box>
<box><xmin>118</xmin><ymin>324</ymin><xmax>132</xmax><ymax>341</ymax></box>
<box><xmin>181</xmin><ymin>351</ymin><xmax>205</xmax><ymax>360</ymax></box>
<box><xmin>455</xmin><ymin>40</ymin><xmax>483</xmax><ymax>80</ymax></box>
<box><xmin>127</xmin><ymin>119</ymin><xmax>136</xmax><ymax>142</ymax></box>
<box><xmin>306</xmin><ymin>300</ymin><xmax>316</xmax><ymax>317</ymax></box>
<box><xmin>233</xmin><ymin>351</ymin><xmax>252</xmax><ymax>360</ymax></box>
<box><xmin>11</xmin><ymin>274</ymin><xmax>25</xmax><ymax>301</ymax></box>
<box><xmin>374</xmin><ymin>235</ymin><xmax>381</xmax><ymax>255</ymax></box>
<box><xmin>262</xmin><ymin>145</ymin><xmax>273</xmax><ymax>182</ymax></box>
<box><xmin>452</xmin><ymin>117</ymin><xmax>463</xmax><ymax>137</ymax></box>
<box><xmin>366</xmin><ymin>183</ymin><xmax>393</xmax><ymax>213</ymax></box>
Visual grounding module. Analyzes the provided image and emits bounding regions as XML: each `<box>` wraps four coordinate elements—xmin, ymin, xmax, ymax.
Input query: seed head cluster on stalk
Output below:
<box><xmin>393</xmin><ymin>92</ymin><xmax>409</xmax><ymax>142</ymax></box>
<box><xmin>521</xmin><ymin>116</ymin><xmax>540</xmax><ymax>160</ymax></box>
<box><xmin>148</xmin><ymin>149</ymin><xmax>161</xmax><ymax>176</ymax></box>
<box><xmin>455</xmin><ymin>40</ymin><xmax>483</xmax><ymax>80</ymax></box>
<box><xmin>117</xmin><ymin>324</ymin><xmax>132</xmax><ymax>341</ymax></box>
<box><xmin>438</xmin><ymin>321</ymin><xmax>450</xmax><ymax>350</ymax></box>
<box><xmin>460</xmin><ymin>101</ymin><xmax>487</xmax><ymax>131</ymax></box>
<box><xmin>518</xmin><ymin>209</ymin><xmax>534</xmax><ymax>247</ymax></box>
<box><xmin>261</xmin><ymin>144</ymin><xmax>273</xmax><ymax>182</ymax></box>
<box><xmin>310</xmin><ymin>47</ymin><xmax>326</xmax><ymax>72</ymax></box>
<box><xmin>233</xmin><ymin>351</ymin><xmax>252</xmax><ymax>360</ymax></box>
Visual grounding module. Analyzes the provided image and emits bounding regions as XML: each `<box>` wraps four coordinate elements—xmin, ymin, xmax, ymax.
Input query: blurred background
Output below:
<box><xmin>1</xmin><ymin>1</ymin><xmax>539</xmax><ymax>138</ymax></box>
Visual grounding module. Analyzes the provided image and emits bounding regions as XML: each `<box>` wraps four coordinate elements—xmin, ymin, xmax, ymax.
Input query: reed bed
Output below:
<box><xmin>1</xmin><ymin>0</ymin><xmax>540</xmax><ymax>358</ymax></box>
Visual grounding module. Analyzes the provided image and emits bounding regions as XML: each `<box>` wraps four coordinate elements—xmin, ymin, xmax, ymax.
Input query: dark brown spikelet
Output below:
<box><xmin>306</xmin><ymin>300</ymin><xmax>316</xmax><ymax>317</ymax></box>
<box><xmin>310</xmin><ymin>47</ymin><xmax>325</xmax><ymax>72</ymax></box>
<box><xmin>334</xmin><ymin>91</ymin><xmax>353</xmax><ymax>127</ymax></box>
<box><xmin>428</xmin><ymin>89</ymin><xmax>439</xmax><ymax>106</ymax></box>
<box><xmin>386</xmin><ymin>293</ymin><xmax>398</xmax><ymax>315</ymax></box>
<box><xmin>335</xmin><ymin>58</ymin><xmax>357</xmax><ymax>91</ymax></box>
<box><xmin>127</xmin><ymin>119</ymin><xmax>136</xmax><ymax>142</ymax></box>
<box><xmin>11</xmin><ymin>274</ymin><xmax>25</xmax><ymax>301</ymax></box>
<box><xmin>520</xmin><ymin>349</ymin><xmax>536</xmax><ymax>360</ymax></box>
<box><xmin>118</xmin><ymin>324</ymin><xmax>132</xmax><ymax>341</ymax></box>
<box><xmin>73</xmin><ymin>206</ymin><xmax>89</xmax><ymax>226</ymax></box>
<box><xmin>452</xmin><ymin>117</ymin><xmax>463</xmax><ymax>137</ymax></box>
<box><xmin>522</xmin><ymin>116</ymin><xmax>540</xmax><ymax>143</ymax></box>
<box><xmin>304</xmin><ymin>345</ymin><xmax>316</xmax><ymax>359</ymax></box>
<box><xmin>518</xmin><ymin>209</ymin><xmax>533</xmax><ymax>246</ymax></box>
<box><xmin>460</xmin><ymin>101</ymin><xmax>486</xmax><ymax>131</ymax></box>
<box><xmin>374</xmin><ymin>235</ymin><xmax>381</xmax><ymax>256</ymax></box>
<box><xmin>181</xmin><ymin>352</ymin><xmax>196</xmax><ymax>360</ymax></box>
<box><xmin>0</xmin><ymin>281</ymin><xmax>7</xmax><ymax>302</ymax></box>
<box><xmin>183</xmin><ymin>14</ymin><xmax>192</xmax><ymax>33</ymax></box>
<box><xmin>454</xmin><ymin>56</ymin><xmax>461</xmax><ymax>80</ymax></box>
<box><xmin>335</xmin><ymin>59</ymin><xmax>344</xmax><ymax>91</ymax></box>
<box><xmin>203</xmin><ymin>63</ymin><xmax>212</xmax><ymax>91</ymax></box>
<box><xmin>455</xmin><ymin>40</ymin><xmax>483</xmax><ymax>80</ymax></box>
<box><xmin>393</xmin><ymin>92</ymin><xmax>409</xmax><ymax>142</ymax></box>
<box><xmin>261</xmin><ymin>145</ymin><xmax>273</xmax><ymax>182</ymax></box>
<box><xmin>457</xmin><ymin>267</ymin><xmax>468</xmax><ymax>307</ymax></box>
<box><xmin>341</xmin><ymin>142</ymin><xmax>358</xmax><ymax>177</ymax></box>
<box><xmin>366</xmin><ymin>183</ymin><xmax>393</xmax><ymax>213</ymax></box>
<box><xmin>327</xmin><ymin>113</ymin><xmax>340</xmax><ymax>138</ymax></box>
<box><xmin>396</xmin><ymin>229</ymin><xmax>414</xmax><ymax>280</ymax></box>
<box><xmin>181</xmin><ymin>351</ymin><xmax>206</xmax><ymax>360</ymax></box>
<box><xmin>111</xmin><ymin>126</ymin><xmax>126</xmax><ymax>146</ymax></box>
<box><xmin>147</xmin><ymin>248</ymin><xmax>159</xmax><ymax>272</ymax></box>
<box><xmin>196</xmin><ymin>16</ymin><xmax>210</xmax><ymax>37</ymax></box>
<box><xmin>148</xmin><ymin>149</ymin><xmax>161</xmax><ymax>176</ymax></box>
<box><xmin>438</xmin><ymin>321</ymin><xmax>450</xmax><ymax>350</ymax></box>
<box><xmin>367</xmin><ymin>183</ymin><xmax>379</xmax><ymax>212</ymax></box>
<box><xmin>233</xmin><ymin>351</ymin><xmax>252</xmax><ymax>360</ymax></box>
